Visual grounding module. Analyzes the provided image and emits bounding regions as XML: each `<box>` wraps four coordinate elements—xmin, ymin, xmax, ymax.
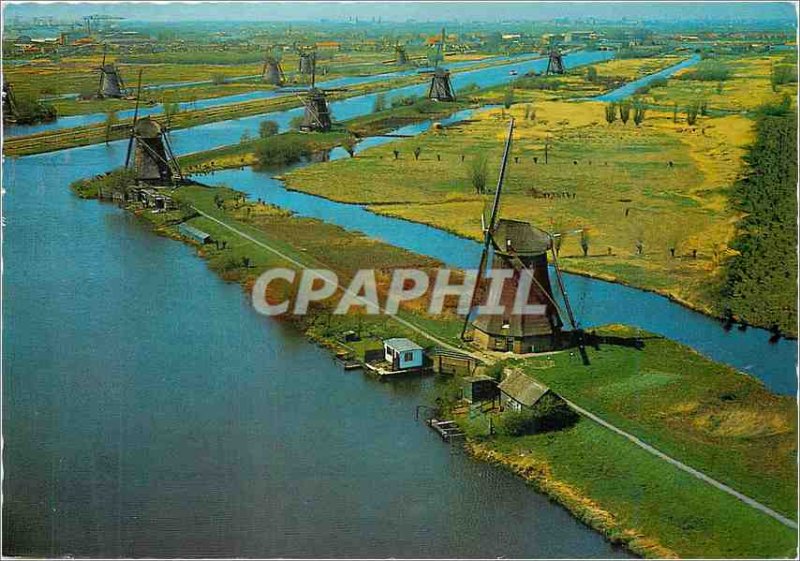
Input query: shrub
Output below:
<box><xmin>373</xmin><ymin>93</ymin><xmax>386</xmax><ymax>113</ymax></box>
<box><xmin>391</xmin><ymin>94</ymin><xmax>418</xmax><ymax>108</ymax></box>
<box><xmin>503</xmin><ymin>87</ymin><xmax>514</xmax><ymax>109</ymax></box>
<box><xmin>470</xmin><ymin>154</ymin><xmax>488</xmax><ymax>194</ymax></box>
<box><xmin>686</xmin><ymin>102</ymin><xmax>700</xmax><ymax>125</ymax></box>
<box><xmin>679</xmin><ymin>61</ymin><xmax>731</xmax><ymax>82</ymax></box>
<box><xmin>254</xmin><ymin>135</ymin><xmax>314</xmax><ymax>167</ymax></box>
<box><xmin>586</xmin><ymin>65</ymin><xmax>598</xmax><ymax>83</ymax></box>
<box><xmin>619</xmin><ymin>101</ymin><xmax>631</xmax><ymax>124</ymax></box>
<box><xmin>496</xmin><ymin>394</ymin><xmax>578</xmax><ymax>436</ymax></box>
<box><xmin>771</xmin><ymin>64</ymin><xmax>797</xmax><ymax>91</ymax></box>
<box><xmin>604</xmin><ymin>102</ymin><xmax>617</xmax><ymax>124</ymax></box>
<box><xmin>259</xmin><ymin>120</ymin><xmax>279</xmax><ymax>138</ymax></box>
<box><xmin>633</xmin><ymin>103</ymin><xmax>646</xmax><ymax>126</ymax></box>
<box><xmin>341</xmin><ymin>136</ymin><xmax>357</xmax><ymax>157</ymax></box>
<box><xmin>13</xmin><ymin>94</ymin><xmax>57</xmax><ymax>124</ymax></box>
<box><xmin>211</xmin><ymin>73</ymin><xmax>227</xmax><ymax>85</ymax></box>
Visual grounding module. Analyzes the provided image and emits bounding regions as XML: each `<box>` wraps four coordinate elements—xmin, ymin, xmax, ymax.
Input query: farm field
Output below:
<box><xmin>641</xmin><ymin>53</ymin><xmax>798</xmax><ymax>112</ymax></box>
<box><xmin>508</xmin><ymin>325</ymin><xmax>796</xmax><ymax>517</ymax></box>
<box><xmin>478</xmin><ymin>55</ymin><xmax>690</xmax><ymax>103</ymax></box>
<box><xmin>284</xmin><ymin>98</ymin><xmax>755</xmax><ymax>322</ymax></box>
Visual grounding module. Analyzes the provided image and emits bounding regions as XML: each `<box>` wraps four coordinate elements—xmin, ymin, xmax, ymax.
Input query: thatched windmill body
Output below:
<box><xmin>428</xmin><ymin>28</ymin><xmax>456</xmax><ymax>101</ymax></box>
<box><xmin>296</xmin><ymin>53</ymin><xmax>344</xmax><ymax>132</ymax></box>
<box><xmin>298</xmin><ymin>46</ymin><xmax>315</xmax><ymax>75</ymax></box>
<box><xmin>395</xmin><ymin>43</ymin><xmax>408</xmax><ymax>65</ymax></box>
<box><xmin>2</xmin><ymin>81</ymin><xmax>18</xmax><ymax>123</ymax></box>
<box><xmin>545</xmin><ymin>47</ymin><xmax>566</xmax><ymax>75</ymax></box>
<box><xmin>97</xmin><ymin>46</ymin><xmax>126</xmax><ymax>98</ymax></box>
<box><xmin>262</xmin><ymin>46</ymin><xmax>286</xmax><ymax>86</ymax></box>
<box><xmin>124</xmin><ymin>72</ymin><xmax>183</xmax><ymax>184</ymax></box>
<box><xmin>462</xmin><ymin>119</ymin><xmax>583</xmax><ymax>357</ymax></box>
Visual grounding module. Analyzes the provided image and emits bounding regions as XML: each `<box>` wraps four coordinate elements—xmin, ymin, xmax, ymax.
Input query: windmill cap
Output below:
<box><xmin>134</xmin><ymin>117</ymin><xmax>163</xmax><ymax>138</ymax></box>
<box><xmin>492</xmin><ymin>219</ymin><xmax>552</xmax><ymax>256</ymax></box>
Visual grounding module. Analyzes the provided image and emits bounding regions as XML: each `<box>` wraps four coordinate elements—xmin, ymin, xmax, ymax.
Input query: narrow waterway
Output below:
<box><xmin>3</xmin><ymin>51</ymin><xmax>794</xmax><ymax>557</ymax></box>
<box><xmin>7</xmin><ymin>51</ymin><xmax>547</xmax><ymax>137</ymax></box>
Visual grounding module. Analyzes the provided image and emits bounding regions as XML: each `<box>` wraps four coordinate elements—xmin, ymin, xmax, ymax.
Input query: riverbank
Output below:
<box><xmin>69</xmin><ymin>164</ymin><xmax>797</xmax><ymax>557</ymax></box>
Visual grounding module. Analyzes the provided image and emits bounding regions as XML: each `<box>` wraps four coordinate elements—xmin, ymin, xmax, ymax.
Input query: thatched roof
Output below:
<box><xmin>492</xmin><ymin>219</ymin><xmax>551</xmax><ymax>257</ymax></box>
<box><xmin>498</xmin><ymin>369</ymin><xmax>550</xmax><ymax>407</ymax></box>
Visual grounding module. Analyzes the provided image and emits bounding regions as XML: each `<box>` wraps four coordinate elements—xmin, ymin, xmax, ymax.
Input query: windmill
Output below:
<box><xmin>428</xmin><ymin>28</ymin><xmax>456</xmax><ymax>101</ymax></box>
<box><xmin>262</xmin><ymin>46</ymin><xmax>286</xmax><ymax>86</ymax></box>
<box><xmin>545</xmin><ymin>46</ymin><xmax>566</xmax><ymax>75</ymax></box>
<box><xmin>295</xmin><ymin>53</ymin><xmax>345</xmax><ymax>132</ymax></box>
<box><xmin>97</xmin><ymin>45</ymin><xmax>126</xmax><ymax>98</ymax></box>
<box><xmin>297</xmin><ymin>46</ymin><xmax>315</xmax><ymax>75</ymax></box>
<box><xmin>124</xmin><ymin>70</ymin><xmax>183</xmax><ymax>184</ymax></box>
<box><xmin>2</xmin><ymin>81</ymin><xmax>18</xmax><ymax>123</ymax></box>
<box><xmin>461</xmin><ymin>119</ymin><xmax>587</xmax><ymax>362</ymax></box>
<box><xmin>394</xmin><ymin>42</ymin><xmax>408</xmax><ymax>65</ymax></box>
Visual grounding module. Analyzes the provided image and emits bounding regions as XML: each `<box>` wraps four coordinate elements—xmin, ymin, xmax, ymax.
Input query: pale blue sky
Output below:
<box><xmin>4</xmin><ymin>1</ymin><xmax>797</xmax><ymax>23</ymax></box>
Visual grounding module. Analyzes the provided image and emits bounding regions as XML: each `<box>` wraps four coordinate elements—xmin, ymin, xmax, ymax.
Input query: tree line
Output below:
<box><xmin>722</xmin><ymin>103</ymin><xmax>797</xmax><ymax>335</ymax></box>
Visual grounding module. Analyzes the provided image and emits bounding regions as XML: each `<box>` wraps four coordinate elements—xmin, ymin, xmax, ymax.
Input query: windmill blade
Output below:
<box><xmin>261</xmin><ymin>50</ymin><xmax>276</xmax><ymax>80</ymax></box>
<box><xmin>124</xmin><ymin>69</ymin><xmax>143</xmax><ymax>169</ymax></box>
<box><xmin>97</xmin><ymin>44</ymin><xmax>107</xmax><ymax>96</ymax></box>
<box><xmin>548</xmin><ymin>235</ymin><xmax>589</xmax><ymax>365</ymax></box>
<box><xmin>460</xmin><ymin>118</ymin><xmax>515</xmax><ymax>340</ymax></box>
<box><xmin>551</xmin><ymin>227</ymin><xmax>585</xmax><ymax>238</ymax></box>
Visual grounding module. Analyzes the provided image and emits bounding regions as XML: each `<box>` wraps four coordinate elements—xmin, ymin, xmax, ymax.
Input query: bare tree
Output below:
<box><xmin>470</xmin><ymin>155</ymin><xmax>488</xmax><ymax>194</ymax></box>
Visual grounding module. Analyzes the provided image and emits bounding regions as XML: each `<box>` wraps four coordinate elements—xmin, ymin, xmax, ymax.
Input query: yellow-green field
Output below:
<box><xmin>643</xmin><ymin>53</ymin><xmax>797</xmax><ymax>112</ymax></box>
<box><xmin>284</xmin><ymin>99</ymin><xmax>754</xmax><ymax>317</ymax></box>
<box><xmin>478</xmin><ymin>55</ymin><xmax>691</xmax><ymax>104</ymax></box>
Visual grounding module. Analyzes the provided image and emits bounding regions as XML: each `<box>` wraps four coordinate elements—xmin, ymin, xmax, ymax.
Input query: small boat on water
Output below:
<box><xmin>508</xmin><ymin>69</ymin><xmax>518</xmax><ymax>76</ymax></box>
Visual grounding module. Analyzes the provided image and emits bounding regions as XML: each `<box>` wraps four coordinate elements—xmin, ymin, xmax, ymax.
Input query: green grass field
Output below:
<box><xmin>467</xmin><ymin>417</ymin><xmax>796</xmax><ymax>558</ymax></box>
<box><xmin>506</xmin><ymin>325</ymin><xmax>797</xmax><ymax>517</ymax></box>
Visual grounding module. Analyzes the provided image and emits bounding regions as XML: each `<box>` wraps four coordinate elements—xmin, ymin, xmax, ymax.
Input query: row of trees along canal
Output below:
<box><xmin>723</xmin><ymin>101</ymin><xmax>797</xmax><ymax>336</ymax></box>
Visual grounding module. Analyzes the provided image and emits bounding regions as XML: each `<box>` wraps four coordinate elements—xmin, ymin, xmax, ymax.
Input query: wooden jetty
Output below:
<box><xmin>427</xmin><ymin>418</ymin><xmax>465</xmax><ymax>441</ymax></box>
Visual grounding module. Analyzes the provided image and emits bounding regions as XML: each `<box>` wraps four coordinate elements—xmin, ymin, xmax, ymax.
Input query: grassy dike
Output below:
<box><xmin>70</xmin><ymin>132</ymin><xmax>797</xmax><ymax>558</ymax></box>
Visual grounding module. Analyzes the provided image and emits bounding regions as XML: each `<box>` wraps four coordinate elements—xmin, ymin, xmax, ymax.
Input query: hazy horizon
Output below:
<box><xmin>4</xmin><ymin>1</ymin><xmax>798</xmax><ymax>25</ymax></box>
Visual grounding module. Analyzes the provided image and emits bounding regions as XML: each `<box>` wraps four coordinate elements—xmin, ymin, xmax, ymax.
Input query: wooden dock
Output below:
<box><xmin>427</xmin><ymin>418</ymin><xmax>465</xmax><ymax>441</ymax></box>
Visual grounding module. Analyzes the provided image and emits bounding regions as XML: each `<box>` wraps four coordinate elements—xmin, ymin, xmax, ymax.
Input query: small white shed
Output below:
<box><xmin>383</xmin><ymin>338</ymin><xmax>424</xmax><ymax>371</ymax></box>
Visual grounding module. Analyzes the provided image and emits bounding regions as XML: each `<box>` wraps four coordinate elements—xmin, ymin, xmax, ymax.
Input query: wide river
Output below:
<box><xmin>2</xmin><ymin>50</ymin><xmax>794</xmax><ymax>557</ymax></box>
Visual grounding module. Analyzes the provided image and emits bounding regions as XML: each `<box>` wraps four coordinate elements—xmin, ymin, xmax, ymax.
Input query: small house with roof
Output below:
<box><xmin>498</xmin><ymin>369</ymin><xmax>551</xmax><ymax>412</ymax></box>
<box><xmin>383</xmin><ymin>338</ymin><xmax>424</xmax><ymax>371</ymax></box>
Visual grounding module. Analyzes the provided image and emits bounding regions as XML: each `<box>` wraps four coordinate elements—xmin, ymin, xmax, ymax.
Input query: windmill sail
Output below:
<box><xmin>461</xmin><ymin>117</ymin><xmax>577</xmax><ymax>355</ymax></box>
<box><xmin>460</xmin><ymin>118</ymin><xmax>515</xmax><ymax>339</ymax></box>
